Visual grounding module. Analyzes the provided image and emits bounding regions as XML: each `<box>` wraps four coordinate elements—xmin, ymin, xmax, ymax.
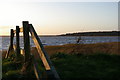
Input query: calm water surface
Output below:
<box><xmin>0</xmin><ymin>36</ymin><xmax>119</xmax><ymax>50</ymax></box>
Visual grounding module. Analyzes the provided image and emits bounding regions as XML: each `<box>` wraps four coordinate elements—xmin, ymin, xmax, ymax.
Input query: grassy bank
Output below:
<box><xmin>2</xmin><ymin>58</ymin><xmax>36</xmax><ymax>80</ymax></box>
<box><xmin>2</xmin><ymin>42</ymin><xmax>120</xmax><ymax>58</ymax></box>
<box><xmin>44</xmin><ymin>42</ymin><xmax>120</xmax><ymax>55</ymax></box>
<box><xmin>2</xmin><ymin>53</ymin><xmax>120</xmax><ymax>80</ymax></box>
<box><xmin>2</xmin><ymin>42</ymin><xmax>120</xmax><ymax>79</ymax></box>
<box><xmin>51</xmin><ymin>53</ymin><xmax>120</xmax><ymax>80</ymax></box>
<box><xmin>31</xmin><ymin>42</ymin><xmax>120</xmax><ymax>59</ymax></box>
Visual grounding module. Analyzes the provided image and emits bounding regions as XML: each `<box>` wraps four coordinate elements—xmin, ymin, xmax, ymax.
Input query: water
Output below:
<box><xmin>0</xmin><ymin>36</ymin><xmax>120</xmax><ymax>50</ymax></box>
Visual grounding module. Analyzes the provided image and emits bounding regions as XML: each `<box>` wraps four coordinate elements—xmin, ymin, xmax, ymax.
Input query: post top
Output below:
<box><xmin>22</xmin><ymin>21</ymin><xmax>29</xmax><ymax>23</ymax></box>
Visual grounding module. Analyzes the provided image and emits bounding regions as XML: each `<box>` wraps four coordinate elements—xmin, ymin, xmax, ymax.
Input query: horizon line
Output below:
<box><xmin>0</xmin><ymin>30</ymin><xmax>119</xmax><ymax>37</ymax></box>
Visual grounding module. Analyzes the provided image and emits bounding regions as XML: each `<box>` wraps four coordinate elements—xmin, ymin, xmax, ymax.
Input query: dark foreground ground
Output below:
<box><xmin>2</xmin><ymin>53</ymin><xmax>120</xmax><ymax>80</ymax></box>
<box><xmin>2</xmin><ymin>42</ymin><xmax>120</xmax><ymax>80</ymax></box>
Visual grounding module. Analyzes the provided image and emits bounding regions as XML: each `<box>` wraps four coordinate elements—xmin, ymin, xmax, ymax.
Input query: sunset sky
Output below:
<box><xmin>0</xmin><ymin>0</ymin><xmax>119</xmax><ymax>35</ymax></box>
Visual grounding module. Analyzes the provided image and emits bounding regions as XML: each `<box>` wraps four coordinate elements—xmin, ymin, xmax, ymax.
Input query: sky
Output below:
<box><xmin>0</xmin><ymin>0</ymin><xmax>119</xmax><ymax>35</ymax></box>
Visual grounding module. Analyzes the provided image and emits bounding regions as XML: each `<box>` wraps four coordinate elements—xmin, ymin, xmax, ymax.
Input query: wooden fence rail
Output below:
<box><xmin>29</xmin><ymin>24</ymin><xmax>60</xmax><ymax>79</ymax></box>
<box><xmin>13</xmin><ymin>27</ymin><xmax>23</xmax><ymax>33</ymax></box>
<box><xmin>5</xmin><ymin>21</ymin><xmax>61</xmax><ymax>80</ymax></box>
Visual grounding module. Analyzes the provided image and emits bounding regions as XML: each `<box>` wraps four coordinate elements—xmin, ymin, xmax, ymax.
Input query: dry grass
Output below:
<box><xmin>44</xmin><ymin>42</ymin><xmax>120</xmax><ymax>55</ymax></box>
<box><xmin>1</xmin><ymin>42</ymin><xmax>120</xmax><ymax>59</ymax></box>
<box><xmin>1</xmin><ymin>50</ymin><xmax>7</xmax><ymax>58</ymax></box>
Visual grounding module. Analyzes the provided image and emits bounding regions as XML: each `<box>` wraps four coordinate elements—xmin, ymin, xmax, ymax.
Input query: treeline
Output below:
<box><xmin>60</xmin><ymin>31</ymin><xmax>120</xmax><ymax>36</ymax></box>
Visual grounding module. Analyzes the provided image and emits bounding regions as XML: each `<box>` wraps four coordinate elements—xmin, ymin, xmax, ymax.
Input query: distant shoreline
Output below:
<box><xmin>0</xmin><ymin>31</ymin><xmax>120</xmax><ymax>37</ymax></box>
<box><xmin>59</xmin><ymin>31</ymin><xmax>120</xmax><ymax>36</ymax></box>
<box><xmin>0</xmin><ymin>35</ymin><xmax>120</xmax><ymax>37</ymax></box>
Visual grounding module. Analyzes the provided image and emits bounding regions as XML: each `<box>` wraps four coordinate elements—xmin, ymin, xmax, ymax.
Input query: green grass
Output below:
<box><xmin>2</xmin><ymin>57</ymin><xmax>36</xmax><ymax>80</ymax></box>
<box><xmin>2</xmin><ymin>58</ymin><xmax>22</xmax><ymax>80</ymax></box>
<box><xmin>2</xmin><ymin>53</ymin><xmax>120</xmax><ymax>80</ymax></box>
<box><xmin>51</xmin><ymin>53</ymin><xmax>120</xmax><ymax>80</ymax></box>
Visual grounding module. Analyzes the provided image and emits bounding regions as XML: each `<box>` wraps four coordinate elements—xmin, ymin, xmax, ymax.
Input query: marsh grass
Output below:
<box><xmin>2</xmin><ymin>52</ymin><xmax>120</xmax><ymax>80</ymax></box>
<box><xmin>44</xmin><ymin>42</ymin><xmax>120</xmax><ymax>55</ymax></box>
<box><xmin>2</xmin><ymin>42</ymin><xmax>120</xmax><ymax>80</ymax></box>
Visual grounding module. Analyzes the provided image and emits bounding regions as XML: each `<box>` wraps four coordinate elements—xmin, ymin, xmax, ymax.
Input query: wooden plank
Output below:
<box><xmin>13</xmin><ymin>27</ymin><xmax>23</xmax><ymax>33</ymax></box>
<box><xmin>20</xmin><ymin>27</ymin><xmax>23</xmax><ymax>32</ymax></box>
<box><xmin>33</xmin><ymin>56</ymin><xmax>42</xmax><ymax>80</ymax></box>
<box><xmin>5</xmin><ymin>46</ymin><xmax>11</xmax><ymax>58</ymax></box>
<box><xmin>5</xmin><ymin>29</ymin><xmax>14</xmax><ymax>58</ymax></box>
<box><xmin>23</xmin><ymin>21</ymin><xmax>30</xmax><ymax>62</ymax></box>
<box><xmin>29</xmin><ymin>24</ymin><xmax>61</xmax><ymax>80</ymax></box>
<box><xmin>16</xmin><ymin>26</ymin><xmax>20</xmax><ymax>57</ymax></box>
<box><xmin>13</xmin><ymin>30</ymin><xmax>16</xmax><ymax>33</ymax></box>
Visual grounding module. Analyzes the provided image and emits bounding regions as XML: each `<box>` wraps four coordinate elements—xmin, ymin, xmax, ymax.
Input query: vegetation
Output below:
<box><xmin>44</xmin><ymin>42</ymin><xmax>120</xmax><ymax>55</ymax></box>
<box><xmin>2</xmin><ymin>58</ymin><xmax>37</xmax><ymax>80</ymax></box>
<box><xmin>51</xmin><ymin>53</ymin><xmax>120</xmax><ymax>80</ymax></box>
<box><xmin>2</xmin><ymin>52</ymin><xmax>120</xmax><ymax>80</ymax></box>
<box><xmin>2</xmin><ymin>42</ymin><xmax>120</xmax><ymax>80</ymax></box>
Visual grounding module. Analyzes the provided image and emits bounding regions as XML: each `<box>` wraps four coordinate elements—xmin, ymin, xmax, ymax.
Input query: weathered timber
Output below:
<box><xmin>16</xmin><ymin>26</ymin><xmax>20</xmax><ymax>57</ymax></box>
<box><xmin>13</xmin><ymin>27</ymin><xmax>23</xmax><ymax>33</ymax></box>
<box><xmin>6</xmin><ymin>21</ymin><xmax>61</xmax><ymax>80</ymax></box>
<box><xmin>5</xmin><ymin>29</ymin><xmax>14</xmax><ymax>58</ymax></box>
<box><xmin>33</xmin><ymin>56</ymin><xmax>42</xmax><ymax>80</ymax></box>
<box><xmin>29</xmin><ymin>24</ymin><xmax>61</xmax><ymax>80</ymax></box>
<box><xmin>23</xmin><ymin>21</ymin><xmax>30</xmax><ymax>62</ymax></box>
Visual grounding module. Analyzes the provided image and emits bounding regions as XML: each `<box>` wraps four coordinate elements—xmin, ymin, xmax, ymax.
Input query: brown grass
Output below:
<box><xmin>44</xmin><ymin>42</ymin><xmax>120</xmax><ymax>55</ymax></box>
<box><xmin>1</xmin><ymin>50</ymin><xmax>7</xmax><ymax>59</ymax></box>
<box><xmin>1</xmin><ymin>42</ymin><xmax>120</xmax><ymax>58</ymax></box>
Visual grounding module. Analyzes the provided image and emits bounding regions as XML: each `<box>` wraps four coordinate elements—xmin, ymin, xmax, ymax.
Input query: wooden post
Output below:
<box><xmin>10</xmin><ymin>29</ymin><xmax>14</xmax><ymax>50</ymax></box>
<box><xmin>23</xmin><ymin>21</ymin><xmax>30</xmax><ymax>62</ymax></box>
<box><xmin>21</xmin><ymin>21</ymin><xmax>32</xmax><ymax>74</ymax></box>
<box><xmin>16</xmin><ymin>26</ymin><xmax>20</xmax><ymax>57</ymax></box>
<box><xmin>29</xmin><ymin>24</ymin><xmax>61</xmax><ymax>80</ymax></box>
<box><xmin>5</xmin><ymin>29</ymin><xmax>14</xmax><ymax>58</ymax></box>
